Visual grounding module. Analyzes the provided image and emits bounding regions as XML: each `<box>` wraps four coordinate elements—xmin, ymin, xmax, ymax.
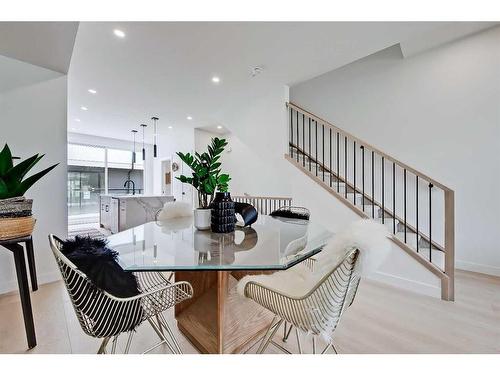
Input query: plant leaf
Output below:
<box><xmin>3</xmin><ymin>154</ymin><xmax>42</xmax><ymax>183</ymax></box>
<box><xmin>0</xmin><ymin>177</ymin><xmax>9</xmax><ymax>199</ymax></box>
<box><xmin>0</xmin><ymin>144</ymin><xmax>14</xmax><ymax>175</ymax></box>
<box><xmin>13</xmin><ymin>163</ymin><xmax>58</xmax><ymax>196</ymax></box>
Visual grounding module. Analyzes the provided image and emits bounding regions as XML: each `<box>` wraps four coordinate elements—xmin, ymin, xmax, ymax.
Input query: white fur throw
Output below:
<box><xmin>236</xmin><ymin>219</ymin><xmax>391</xmax><ymax>298</ymax></box>
<box><xmin>156</xmin><ymin>201</ymin><xmax>193</xmax><ymax>221</ymax></box>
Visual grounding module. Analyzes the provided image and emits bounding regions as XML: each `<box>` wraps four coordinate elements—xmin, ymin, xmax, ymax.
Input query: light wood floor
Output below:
<box><xmin>0</xmin><ymin>270</ymin><xmax>499</xmax><ymax>354</ymax></box>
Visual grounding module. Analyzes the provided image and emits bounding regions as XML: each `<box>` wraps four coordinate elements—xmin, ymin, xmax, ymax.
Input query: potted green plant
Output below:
<box><xmin>0</xmin><ymin>144</ymin><xmax>58</xmax><ymax>240</ymax></box>
<box><xmin>176</xmin><ymin>137</ymin><xmax>231</xmax><ymax>230</ymax></box>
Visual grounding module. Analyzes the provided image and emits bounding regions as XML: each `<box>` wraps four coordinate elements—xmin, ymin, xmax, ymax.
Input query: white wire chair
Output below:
<box><xmin>48</xmin><ymin>234</ymin><xmax>193</xmax><ymax>354</ymax></box>
<box><xmin>242</xmin><ymin>249</ymin><xmax>360</xmax><ymax>354</ymax></box>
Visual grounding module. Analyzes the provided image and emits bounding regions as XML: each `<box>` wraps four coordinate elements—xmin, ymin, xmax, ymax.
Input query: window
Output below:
<box><xmin>67</xmin><ymin>143</ymin><xmax>145</xmax><ymax>219</ymax></box>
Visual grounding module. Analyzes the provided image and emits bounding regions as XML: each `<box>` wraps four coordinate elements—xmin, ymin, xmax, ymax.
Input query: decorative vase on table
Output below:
<box><xmin>0</xmin><ymin>144</ymin><xmax>57</xmax><ymax>240</ymax></box>
<box><xmin>193</xmin><ymin>208</ymin><xmax>211</xmax><ymax>231</ymax></box>
<box><xmin>211</xmin><ymin>192</ymin><xmax>236</xmax><ymax>233</ymax></box>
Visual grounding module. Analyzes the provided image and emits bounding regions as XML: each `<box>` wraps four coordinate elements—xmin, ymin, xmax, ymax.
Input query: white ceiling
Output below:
<box><xmin>0</xmin><ymin>55</ymin><xmax>62</xmax><ymax>94</ymax></box>
<box><xmin>68</xmin><ymin>22</ymin><xmax>495</xmax><ymax>140</ymax></box>
<box><xmin>0</xmin><ymin>22</ymin><xmax>79</xmax><ymax>73</ymax></box>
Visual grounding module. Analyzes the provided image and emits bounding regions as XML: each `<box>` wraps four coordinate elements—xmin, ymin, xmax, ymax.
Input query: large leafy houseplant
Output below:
<box><xmin>176</xmin><ymin>137</ymin><xmax>230</xmax><ymax>208</ymax></box>
<box><xmin>0</xmin><ymin>144</ymin><xmax>58</xmax><ymax>200</ymax></box>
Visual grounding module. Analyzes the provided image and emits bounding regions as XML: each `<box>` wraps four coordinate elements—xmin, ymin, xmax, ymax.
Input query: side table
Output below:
<box><xmin>0</xmin><ymin>235</ymin><xmax>37</xmax><ymax>349</ymax></box>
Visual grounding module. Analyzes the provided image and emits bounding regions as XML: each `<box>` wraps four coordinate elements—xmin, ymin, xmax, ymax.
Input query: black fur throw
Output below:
<box><xmin>62</xmin><ymin>236</ymin><xmax>140</xmax><ymax>298</ymax></box>
<box><xmin>270</xmin><ymin>209</ymin><xmax>310</xmax><ymax>221</ymax></box>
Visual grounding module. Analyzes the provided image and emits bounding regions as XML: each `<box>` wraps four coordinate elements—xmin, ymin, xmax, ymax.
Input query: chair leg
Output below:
<box><xmin>295</xmin><ymin>328</ymin><xmax>302</xmax><ymax>354</ymax></box>
<box><xmin>97</xmin><ymin>337</ymin><xmax>110</xmax><ymax>354</ymax></box>
<box><xmin>156</xmin><ymin>315</ymin><xmax>164</xmax><ymax>336</ymax></box>
<box><xmin>282</xmin><ymin>322</ymin><xmax>293</xmax><ymax>342</ymax></box>
<box><xmin>255</xmin><ymin>316</ymin><xmax>277</xmax><ymax>353</ymax></box>
<box><xmin>124</xmin><ymin>331</ymin><xmax>135</xmax><ymax>354</ymax></box>
<box><xmin>111</xmin><ymin>335</ymin><xmax>119</xmax><ymax>354</ymax></box>
<box><xmin>257</xmin><ymin>318</ymin><xmax>283</xmax><ymax>354</ymax></box>
<box><xmin>312</xmin><ymin>336</ymin><xmax>316</xmax><ymax>354</ymax></box>
<box><xmin>157</xmin><ymin>313</ymin><xmax>182</xmax><ymax>354</ymax></box>
<box><xmin>320</xmin><ymin>341</ymin><xmax>339</xmax><ymax>354</ymax></box>
<box><xmin>331</xmin><ymin>343</ymin><xmax>338</xmax><ymax>354</ymax></box>
<box><xmin>147</xmin><ymin>318</ymin><xmax>177</xmax><ymax>354</ymax></box>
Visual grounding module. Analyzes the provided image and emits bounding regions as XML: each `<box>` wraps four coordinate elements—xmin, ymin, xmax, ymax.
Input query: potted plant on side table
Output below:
<box><xmin>0</xmin><ymin>144</ymin><xmax>58</xmax><ymax>240</ymax></box>
<box><xmin>176</xmin><ymin>137</ymin><xmax>231</xmax><ymax>230</ymax></box>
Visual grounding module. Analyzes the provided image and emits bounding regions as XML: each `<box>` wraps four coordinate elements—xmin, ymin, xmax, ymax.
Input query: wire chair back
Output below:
<box><xmin>49</xmin><ymin>235</ymin><xmax>145</xmax><ymax>338</ymax></box>
<box><xmin>245</xmin><ymin>249</ymin><xmax>359</xmax><ymax>337</ymax></box>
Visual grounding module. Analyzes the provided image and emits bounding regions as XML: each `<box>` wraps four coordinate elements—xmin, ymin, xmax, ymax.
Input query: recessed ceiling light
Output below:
<box><xmin>187</xmin><ymin>116</ymin><xmax>192</xmax><ymax>120</ymax></box>
<box><xmin>217</xmin><ymin>125</ymin><xmax>223</xmax><ymax>129</ymax></box>
<box><xmin>113</xmin><ymin>29</ymin><xmax>126</xmax><ymax>38</ymax></box>
<box><xmin>80</xmin><ymin>106</ymin><xmax>88</xmax><ymax>111</ymax></box>
<box><xmin>212</xmin><ymin>76</ymin><xmax>220</xmax><ymax>83</ymax></box>
<box><xmin>88</xmin><ymin>89</ymin><xmax>97</xmax><ymax>94</ymax></box>
<box><xmin>168</xmin><ymin>126</ymin><xmax>173</xmax><ymax>129</ymax></box>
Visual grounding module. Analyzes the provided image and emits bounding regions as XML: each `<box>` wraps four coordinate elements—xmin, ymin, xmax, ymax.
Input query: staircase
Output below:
<box><xmin>285</xmin><ymin>102</ymin><xmax>455</xmax><ymax>301</ymax></box>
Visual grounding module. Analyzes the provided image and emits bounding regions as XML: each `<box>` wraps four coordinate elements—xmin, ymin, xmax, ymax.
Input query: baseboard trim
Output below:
<box><xmin>456</xmin><ymin>260</ymin><xmax>500</xmax><ymax>277</ymax></box>
<box><xmin>366</xmin><ymin>270</ymin><xmax>441</xmax><ymax>299</ymax></box>
<box><xmin>0</xmin><ymin>271</ymin><xmax>61</xmax><ymax>295</ymax></box>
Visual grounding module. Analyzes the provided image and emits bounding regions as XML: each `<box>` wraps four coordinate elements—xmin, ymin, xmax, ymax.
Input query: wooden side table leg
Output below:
<box><xmin>25</xmin><ymin>237</ymin><xmax>38</xmax><ymax>291</ymax></box>
<box><xmin>11</xmin><ymin>244</ymin><xmax>37</xmax><ymax>349</ymax></box>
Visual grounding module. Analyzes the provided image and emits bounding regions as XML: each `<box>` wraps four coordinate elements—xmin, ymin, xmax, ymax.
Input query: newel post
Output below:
<box><xmin>443</xmin><ymin>189</ymin><xmax>455</xmax><ymax>301</ymax></box>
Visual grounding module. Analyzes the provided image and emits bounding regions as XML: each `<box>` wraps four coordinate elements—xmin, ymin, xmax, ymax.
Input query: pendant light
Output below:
<box><xmin>131</xmin><ymin>129</ymin><xmax>138</xmax><ymax>169</ymax></box>
<box><xmin>151</xmin><ymin>116</ymin><xmax>159</xmax><ymax>158</ymax></box>
<box><xmin>140</xmin><ymin>124</ymin><xmax>147</xmax><ymax>161</ymax></box>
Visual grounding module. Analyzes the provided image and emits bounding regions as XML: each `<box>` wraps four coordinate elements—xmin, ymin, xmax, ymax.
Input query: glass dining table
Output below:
<box><xmin>107</xmin><ymin>215</ymin><xmax>331</xmax><ymax>354</ymax></box>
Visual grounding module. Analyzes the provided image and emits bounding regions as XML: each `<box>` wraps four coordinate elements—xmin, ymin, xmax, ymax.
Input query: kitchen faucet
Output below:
<box><xmin>124</xmin><ymin>179</ymin><xmax>136</xmax><ymax>195</ymax></box>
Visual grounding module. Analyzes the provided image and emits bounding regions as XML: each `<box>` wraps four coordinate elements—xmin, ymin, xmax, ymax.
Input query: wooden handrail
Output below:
<box><xmin>289</xmin><ymin>143</ymin><xmax>445</xmax><ymax>253</ymax></box>
<box><xmin>285</xmin><ymin>154</ymin><xmax>453</xmax><ymax>300</ymax></box>
<box><xmin>287</xmin><ymin>102</ymin><xmax>453</xmax><ymax>192</ymax></box>
<box><xmin>286</xmin><ymin>102</ymin><xmax>455</xmax><ymax>301</ymax></box>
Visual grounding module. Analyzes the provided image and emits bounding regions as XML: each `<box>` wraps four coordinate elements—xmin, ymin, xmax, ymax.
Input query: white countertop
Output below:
<box><xmin>101</xmin><ymin>194</ymin><xmax>175</xmax><ymax>200</ymax></box>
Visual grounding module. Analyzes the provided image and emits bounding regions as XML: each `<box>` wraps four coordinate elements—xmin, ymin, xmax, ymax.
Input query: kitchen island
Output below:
<box><xmin>100</xmin><ymin>194</ymin><xmax>175</xmax><ymax>233</ymax></box>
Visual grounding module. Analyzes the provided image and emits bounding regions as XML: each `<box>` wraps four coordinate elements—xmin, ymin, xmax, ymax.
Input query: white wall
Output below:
<box><xmin>214</xmin><ymin>30</ymin><xmax>500</xmax><ymax>296</ymax></box>
<box><xmin>152</xmin><ymin>126</ymin><xmax>195</xmax><ymax>203</ymax></box>
<box><xmin>218</xmin><ymin>83</ymin><xmax>442</xmax><ymax>297</ymax></box>
<box><xmin>291</xmin><ymin>27</ymin><xmax>500</xmax><ymax>276</ymax></box>
<box><xmin>0</xmin><ymin>74</ymin><xmax>68</xmax><ymax>294</ymax></box>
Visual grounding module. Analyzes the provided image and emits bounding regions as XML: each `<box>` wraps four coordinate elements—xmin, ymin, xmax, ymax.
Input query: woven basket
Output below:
<box><xmin>0</xmin><ymin>216</ymin><xmax>36</xmax><ymax>240</ymax></box>
<box><xmin>0</xmin><ymin>197</ymin><xmax>33</xmax><ymax>218</ymax></box>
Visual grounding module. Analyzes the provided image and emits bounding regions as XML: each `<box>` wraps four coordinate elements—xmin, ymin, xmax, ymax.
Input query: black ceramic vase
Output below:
<box><xmin>211</xmin><ymin>192</ymin><xmax>236</xmax><ymax>233</ymax></box>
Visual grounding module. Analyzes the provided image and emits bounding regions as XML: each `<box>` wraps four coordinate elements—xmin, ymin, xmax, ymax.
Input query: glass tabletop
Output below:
<box><xmin>107</xmin><ymin>215</ymin><xmax>332</xmax><ymax>271</ymax></box>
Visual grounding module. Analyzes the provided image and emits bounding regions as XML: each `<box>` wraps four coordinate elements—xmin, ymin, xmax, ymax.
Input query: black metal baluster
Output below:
<box><xmin>296</xmin><ymin>111</ymin><xmax>299</xmax><ymax>162</ymax></box>
<box><xmin>315</xmin><ymin>120</ymin><xmax>318</xmax><ymax>176</ymax></box>
<box><xmin>329</xmin><ymin>128</ymin><xmax>332</xmax><ymax>187</ymax></box>
<box><xmin>393</xmin><ymin>162</ymin><xmax>396</xmax><ymax>234</ymax></box>
<box><xmin>308</xmin><ymin>118</ymin><xmax>311</xmax><ymax>171</ymax></box>
<box><xmin>322</xmin><ymin>125</ymin><xmax>325</xmax><ymax>182</ymax></box>
<box><xmin>344</xmin><ymin>136</ymin><xmax>348</xmax><ymax>199</ymax></box>
<box><xmin>404</xmin><ymin>169</ymin><xmax>407</xmax><ymax>243</ymax></box>
<box><xmin>337</xmin><ymin>132</ymin><xmax>340</xmax><ymax>192</ymax></box>
<box><xmin>290</xmin><ymin>108</ymin><xmax>293</xmax><ymax>156</ymax></box>
<box><xmin>382</xmin><ymin>156</ymin><xmax>385</xmax><ymax>224</ymax></box>
<box><xmin>353</xmin><ymin>141</ymin><xmax>356</xmax><ymax>206</ymax></box>
<box><xmin>302</xmin><ymin>114</ymin><xmax>305</xmax><ymax>167</ymax></box>
<box><xmin>361</xmin><ymin>145</ymin><xmax>365</xmax><ymax>212</ymax></box>
<box><xmin>416</xmin><ymin>176</ymin><xmax>419</xmax><ymax>253</ymax></box>
<box><xmin>371</xmin><ymin>151</ymin><xmax>375</xmax><ymax>218</ymax></box>
<box><xmin>429</xmin><ymin>183</ymin><xmax>433</xmax><ymax>262</ymax></box>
